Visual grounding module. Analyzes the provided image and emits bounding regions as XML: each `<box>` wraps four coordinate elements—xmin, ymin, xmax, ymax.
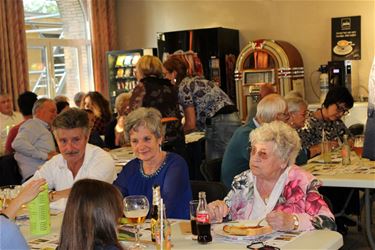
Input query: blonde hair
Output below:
<box><xmin>115</xmin><ymin>92</ymin><xmax>131</xmax><ymax>116</ymax></box>
<box><xmin>136</xmin><ymin>55</ymin><xmax>163</xmax><ymax>79</ymax></box>
<box><xmin>250</xmin><ymin>121</ymin><xmax>301</xmax><ymax>165</ymax></box>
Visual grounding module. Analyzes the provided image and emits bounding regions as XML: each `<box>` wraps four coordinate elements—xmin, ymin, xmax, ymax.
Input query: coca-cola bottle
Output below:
<box><xmin>150</xmin><ymin>185</ymin><xmax>160</xmax><ymax>242</ymax></box>
<box><xmin>196</xmin><ymin>191</ymin><xmax>212</xmax><ymax>244</ymax></box>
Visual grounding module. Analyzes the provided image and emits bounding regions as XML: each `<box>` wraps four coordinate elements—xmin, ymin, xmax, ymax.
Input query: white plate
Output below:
<box><xmin>212</xmin><ymin>220</ymin><xmax>273</xmax><ymax>240</ymax></box>
<box><xmin>333</xmin><ymin>45</ymin><xmax>353</xmax><ymax>56</ymax></box>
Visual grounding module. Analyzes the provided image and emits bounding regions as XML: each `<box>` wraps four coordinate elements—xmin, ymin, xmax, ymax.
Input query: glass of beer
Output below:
<box><xmin>123</xmin><ymin>195</ymin><xmax>149</xmax><ymax>248</ymax></box>
<box><xmin>189</xmin><ymin>200</ymin><xmax>199</xmax><ymax>236</ymax></box>
<box><xmin>353</xmin><ymin>135</ymin><xmax>364</xmax><ymax>159</ymax></box>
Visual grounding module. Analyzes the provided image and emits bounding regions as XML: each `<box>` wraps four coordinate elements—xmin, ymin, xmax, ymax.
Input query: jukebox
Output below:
<box><xmin>235</xmin><ymin>39</ymin><xmax>305</xmax><ymax>121</ymax></box>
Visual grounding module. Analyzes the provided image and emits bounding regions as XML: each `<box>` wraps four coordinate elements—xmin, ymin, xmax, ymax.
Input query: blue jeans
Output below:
<box><xmin>363</xmin><ymin>107</ymin><xmax>375</xmax><ymax>160</ymax></box>
<box><xmin>205</xmin><ymin>112</ymin><xmax>241</xmax><ymax>161</ymax></box>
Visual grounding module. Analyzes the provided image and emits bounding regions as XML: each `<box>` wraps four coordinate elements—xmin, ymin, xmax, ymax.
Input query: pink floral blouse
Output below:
<box><xmin>224</xmin><ymin>165</ymin><xmax>336</xmax><ymax>231</ymax></box>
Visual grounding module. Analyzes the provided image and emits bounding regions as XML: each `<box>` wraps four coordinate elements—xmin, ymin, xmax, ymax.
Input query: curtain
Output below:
<box><xmin>0</xmin><ymin>0</ymin><xmax>29</xmax><ymax>106</ymax></box>
<box><xmin>88</xmin><ymin>0</ymin><xmax>117</xmax><ymax>96</ymax></box>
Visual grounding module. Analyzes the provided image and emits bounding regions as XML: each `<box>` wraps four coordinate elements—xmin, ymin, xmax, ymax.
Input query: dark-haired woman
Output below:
<box><xmin>59</xmin><ymin>179</ymin><xmax>123</xmax><ymax>250</ymax></box>
<box><xmin>163</xmin><ymin>56</ymin><xmax>241</xmax><ymax>161</ymax></box>
<box><xmin>82</xmin><ymin>91</ymin><xmax>112</xmax><ymax>136</ymax></box>
<box><xmin>298</xmin><ymin>86</ymin><xmax>358</xmax><ymax>235</ymax></box>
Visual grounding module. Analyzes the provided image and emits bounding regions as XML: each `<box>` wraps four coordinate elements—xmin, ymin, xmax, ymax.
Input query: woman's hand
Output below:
<box><xmin>207</xmin><ymin>200</ymin><xmax>229</xmax><ymax>223</ymax></box>
<box><xmin>266</xmin><ymin>211</ymin><xmax>295</xmax><ymax>231</ymax></box>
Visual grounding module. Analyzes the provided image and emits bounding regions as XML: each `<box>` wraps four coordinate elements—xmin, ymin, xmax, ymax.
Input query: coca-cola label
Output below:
<box><xmin>196</xmin><ymin>212</ymin><xmax>209</xmax><ymax>223</ymax></box>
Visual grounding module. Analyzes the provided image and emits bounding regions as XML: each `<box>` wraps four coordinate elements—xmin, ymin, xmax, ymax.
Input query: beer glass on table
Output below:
<box><xmin>353</xmin><ymin>135</ymin><xmax>364</xmax><ymax>159</ymax></box>
<box><xmin>123</xmin><ymin>195</ymin><xmax>149</xmax><ymax>248</ymax></box>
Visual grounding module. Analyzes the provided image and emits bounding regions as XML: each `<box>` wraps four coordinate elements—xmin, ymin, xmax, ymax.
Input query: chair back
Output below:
<box><xmin>0</xmin><ymin>154</ymin><xmax>22</xmax><ymax>186</ymax></box>
<box><xmin>200</xmin><ymin>158</ymin><xmax>222</xmax><ymax>182</ymax></box>
<box><xmin>190</xmin><ymin>180</ymin><xmax>229</xmax><ymax>203</ymax></box>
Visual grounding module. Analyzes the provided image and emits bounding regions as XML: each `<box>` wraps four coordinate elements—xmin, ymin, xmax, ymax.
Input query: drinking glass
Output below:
<box><xmin>123</xmin><ymin>195</ymin><xmax>149</xmax><ymax>249</ymax></box>
<box><xmin>189</xmin><ymin>200</ymin><xmax>199</xmax><ymax>236</ymax></box>
<box><xmin>353</xmin><ymin>135</ymin><xmax>364</xmax><ymax>159</ymax></box>
<box><xmin>0</xmin><ymin>185</ymin><xmax>21</xmax><ymax>210</ymax></box>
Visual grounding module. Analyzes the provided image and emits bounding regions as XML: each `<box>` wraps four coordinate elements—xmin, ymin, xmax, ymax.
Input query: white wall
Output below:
<box><xmin>115</xmin><ymin>0</ymin><xmax>374</xmax><ymax>103</ymax></box>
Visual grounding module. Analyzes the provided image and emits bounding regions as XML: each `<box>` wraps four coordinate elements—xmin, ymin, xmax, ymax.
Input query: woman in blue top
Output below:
<box><xmin>114</xmin><ymin>107</ymin><xmax>192</xmax><ymax>219</ymax></box>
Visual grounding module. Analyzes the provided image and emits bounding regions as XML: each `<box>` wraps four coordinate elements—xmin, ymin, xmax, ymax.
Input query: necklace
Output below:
<box><xmin>140</xmin><ymin>152</ymin><xmax>168</xmax><ymax>178</ymax></box>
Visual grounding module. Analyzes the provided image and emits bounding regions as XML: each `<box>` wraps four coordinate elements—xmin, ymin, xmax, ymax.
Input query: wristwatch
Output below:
<box><xmin>292</xmin><ymin>214</ymin><xmax>299</xmax><ymax>230</ymax></box>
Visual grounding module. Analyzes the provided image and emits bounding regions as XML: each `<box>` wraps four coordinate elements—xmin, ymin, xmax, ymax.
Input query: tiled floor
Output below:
<box><xmin>341</xmin><ymin>206</ymin><xmax>374</xmax><ymax>250</ymax></box>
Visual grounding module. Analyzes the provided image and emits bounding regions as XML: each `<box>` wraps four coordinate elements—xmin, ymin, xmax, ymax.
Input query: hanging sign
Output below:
<box><xmin>331</xmin><ymin>16</ymin><xmax>361</xmax><ymax>60</ymax></box>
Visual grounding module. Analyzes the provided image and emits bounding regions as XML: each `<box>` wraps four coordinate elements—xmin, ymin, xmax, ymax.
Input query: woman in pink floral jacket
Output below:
<box><xmin>208</xmin><ymin>121</ymin><xmax>336</xmax><ymax>231</ymax></box>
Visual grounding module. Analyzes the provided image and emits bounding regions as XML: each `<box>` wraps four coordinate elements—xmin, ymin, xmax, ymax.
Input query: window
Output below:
<box><xmin>23</xmin><ymin>0</ymin><xmax>93</xmax><ymax>103</ymax></box>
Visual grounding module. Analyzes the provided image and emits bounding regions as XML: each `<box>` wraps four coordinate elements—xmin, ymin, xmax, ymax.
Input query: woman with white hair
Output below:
<box><xmin>209</xmin><ymin>121</ymin><xmax>336</xmax><ymax>231</ymax></box>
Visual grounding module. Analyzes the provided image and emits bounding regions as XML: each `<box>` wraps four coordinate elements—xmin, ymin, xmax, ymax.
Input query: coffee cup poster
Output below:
<box><xmin>331</xmin><ymin>16</ymin><xmax>361</xmax><ymax>60</ymax></box>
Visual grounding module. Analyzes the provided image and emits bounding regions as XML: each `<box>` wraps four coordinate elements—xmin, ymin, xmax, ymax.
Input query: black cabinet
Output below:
<box><xmin>157</xmin><ymin>27</ymin><xmax>239</xmax><ymax>103</ymax></box>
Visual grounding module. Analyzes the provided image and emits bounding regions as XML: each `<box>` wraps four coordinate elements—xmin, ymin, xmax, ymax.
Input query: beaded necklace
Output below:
<box><xmin>139</xmin><ymin>152</ymin><xmax>168</xmax><ymax>178</ymax></box>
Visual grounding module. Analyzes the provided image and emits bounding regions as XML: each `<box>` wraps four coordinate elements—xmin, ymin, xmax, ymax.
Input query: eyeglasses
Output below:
<box><xmin>247</xmin><ymin>241</ymin><xmax>280</xmax><ymax>250</ymax></box>
<box><xmin>250</xmin><ymin>147</ymin><xmax>270</xmax><ymax>160</ymax></box>
<box><xmin>277</xmin><ymin>111</ymin><xmax>290</xmax><ymax>121</ymax></box>
<box><xmin>336</xmin><ymin>103</ymin><xmax>350</xmax><ymax>116</ymax></box>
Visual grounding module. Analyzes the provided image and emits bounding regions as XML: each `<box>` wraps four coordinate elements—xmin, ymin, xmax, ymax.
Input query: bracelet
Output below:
<box><xmin>0</xmin><ymin>213</ymin><xmax>9</xmax><ymax>219</ymax></box>
<box><xmin>292</xmin><ymin>214</ymin><xmax>299</xmax><ymax>231</ymax></box>
<box><xmin>48</xmin><ymin>191</ymin><xmax>56</xmax><ymax>201</ymax></box>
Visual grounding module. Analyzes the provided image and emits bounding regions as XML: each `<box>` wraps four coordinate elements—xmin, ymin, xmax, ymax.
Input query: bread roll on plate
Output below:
<box><xmin>223</xmin><ymin>224</ymin><xmax>273</xmax><ymax>236</ymax></box>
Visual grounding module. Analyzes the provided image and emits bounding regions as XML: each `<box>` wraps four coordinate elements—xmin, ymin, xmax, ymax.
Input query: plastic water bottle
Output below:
<box><xmin>27</xmin><ymin>183</ymin><xmax>51</xmax><ymax>235</ymax></box>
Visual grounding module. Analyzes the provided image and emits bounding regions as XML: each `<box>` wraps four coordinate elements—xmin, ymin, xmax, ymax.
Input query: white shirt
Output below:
<box><xmin>0</xmin><ymin>111</ymin><xmax>23</xmax><ymax>155</ymax></box>
<box><xmin>30</xmin><ymin>144</ymin><xmax>116</xmax><ymax>191</ymax></box>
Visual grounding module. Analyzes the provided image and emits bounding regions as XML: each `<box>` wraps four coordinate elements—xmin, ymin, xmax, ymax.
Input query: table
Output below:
<box><xmin>304</xmin><ymin>152</ymin><xmax>375</xmax><ymax>249</ymax></box>
<box><xmin>21</xmin><ymin>213</ymin><xmax>343</xmax><ymax>250</ymax></box>
<box><xmin>109</xmin><ymin>146</ymin><xmax>134</xmax><ymax>173</ymax></box>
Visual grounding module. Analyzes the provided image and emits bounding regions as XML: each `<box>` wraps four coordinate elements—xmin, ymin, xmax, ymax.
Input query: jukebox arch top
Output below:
<box><xmin>235</xmin><ymin>39</ymin><xmax>305</xmax><ymax>121</ymax></box>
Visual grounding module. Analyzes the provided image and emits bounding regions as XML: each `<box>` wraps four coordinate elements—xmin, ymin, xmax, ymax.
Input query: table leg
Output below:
<box><xmin>365</xmin><ymin>188</ymin><xmax>375</xmax><ymax>249</ymax></box>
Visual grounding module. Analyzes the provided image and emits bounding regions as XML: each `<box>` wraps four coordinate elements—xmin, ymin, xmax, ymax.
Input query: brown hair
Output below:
<box><xmin>59</xmin><ymin>179</ymin><xmax>123</xmax><ymax>250</ymax></box>
<box><xmin>81</xmin><ymin>91</ymin><xmax>112</xmax><ymax>123</ymax></box>
<box><xmin>163</xmin><ymin>56</ymin><xmax>188</xmax><ymax>85</ymax></box>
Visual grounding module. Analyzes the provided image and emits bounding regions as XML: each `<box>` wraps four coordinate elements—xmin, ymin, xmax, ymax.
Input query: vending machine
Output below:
<box><xmin>106</xmin><ymin>48</ymin><xmax>157</xmax><ymax>110</ymax></box>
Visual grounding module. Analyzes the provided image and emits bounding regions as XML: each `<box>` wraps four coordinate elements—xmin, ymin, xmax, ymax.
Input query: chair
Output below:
<box><xmin>190</xmin><ymin>180</ymin><xmax>229</xmax><ymax>203</ymax></box>
<box><xmin>200</xmin><ymin>158</ymin><xmax>222</xmax><ymax>182</ymax></box>
<box><xmin>0</xmin><ymin>153</ymin><xmax>22</xmax><ymax>186</ymax></box>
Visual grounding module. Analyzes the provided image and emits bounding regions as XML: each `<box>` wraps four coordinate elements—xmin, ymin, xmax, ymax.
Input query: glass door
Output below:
<box><xmin>26</xmin><ymin>38</ymin><xmax>93</xmax><ymax>101</ymax></box>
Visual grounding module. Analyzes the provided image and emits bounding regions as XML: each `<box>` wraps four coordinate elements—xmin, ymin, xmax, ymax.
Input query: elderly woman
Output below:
<box><xmin>221</xmin><ymin>94</ymin><xmax>289</xmax><ymax>188</ymax></box>
<box><xmin>209</xmin><ymin>121</ymin><xmax>336</xmax><ymax>231</ymax></box>
<box><xmin>113</xmin><ymin>107</ymin><xmax>192</xmax><ymax>219</ymax></box>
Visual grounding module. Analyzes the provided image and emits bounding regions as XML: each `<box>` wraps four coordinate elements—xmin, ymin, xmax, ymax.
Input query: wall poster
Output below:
<box><xmin>331</xmin><ymin>16</ymin><xmax>361</xmax><ymax>61</ymax></box>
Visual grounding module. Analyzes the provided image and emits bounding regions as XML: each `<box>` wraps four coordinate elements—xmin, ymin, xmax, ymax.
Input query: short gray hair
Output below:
<box><xmin>250</xmin><ymin>121</ymin><xmax>301</xmax><ymax>165</ymax></box>
<box><xmin>52</xmin><ymin>108</ymin><xmax>89</xmax><ymax>135</ymax></box>
<box><xmin>125</xmin><ymin>107</ymin><xmax>164</xmax><ymax>141</ymax></box>
<box><xmin>32</xmin><ymin>98</ymin><xmax>53</xmax><ymax>115</ymax></box>
<box><xmin>256</xmin><ymin>94</ymin><xmax>287</xmax><ymax>123</ymax></box>
<box><xmin>286</xmin><ymin>97</ymin><xmax>307</xmax><ymax>113</ymax></box>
